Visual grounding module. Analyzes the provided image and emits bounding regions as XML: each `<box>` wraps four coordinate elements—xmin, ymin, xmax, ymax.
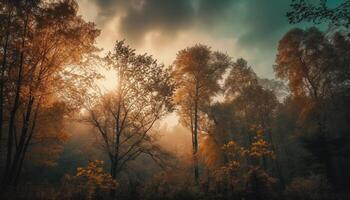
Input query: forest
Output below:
<box><xmin>0</xmin><ymin>0</ymin><xmax>349</xmax><ymax>199</ymax></box>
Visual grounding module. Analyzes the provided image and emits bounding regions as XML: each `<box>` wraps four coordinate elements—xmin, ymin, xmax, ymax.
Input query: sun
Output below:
<box><xmin>96</xmin><ymin>68</ymin><xmax>118</xmax><ymax>93</ymax></box>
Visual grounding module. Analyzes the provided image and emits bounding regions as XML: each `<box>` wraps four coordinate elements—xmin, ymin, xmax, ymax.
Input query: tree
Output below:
<box><xmin>212</xmin><ymin>128</ymin><xmax>276</xmax><ymax>200</ymax></box>
<box><xmin>224</xmin><ymin>58</ymin><xmax>277</xmax><ymax>155</ymax></box>
<box><xmin>66</xmin><ymin>160</ymin><xmax>118</xmax><ymax>200</ymax></box>
<box><xmin>202</xmin><ymin>58</ymin><xmax>259</xmax><ymax>159</ymax></box>
<box><xmin>275</xmin><ymin>27</ymin><xmax>350</xmax><ymax>189</ymax></box>
<box><xmin>85</xmin><ymin>41</ymin><xmax>174</xmax><ymax>181</ymax></box>
<box><xmin>224</xmin><ymin>58</ymin><xmax>258</xmax><ymax>99</ymax></box>
<box><xmin>221</xmin><ymin>58</ymin><xmax>285</xmax><ymax>188</ymax></box>
<box><xmin>258</xmin><ymin>78</ymin><xmax>289</xmax><ymax>101</ymax></box>
<box><xmin>287</xmin><ymin>0</ymin><xmax>350</xmax><ymax>28</ymax></box>
<box><xmin>0</xmin><ymin>0</ymin><xmax>100</xmax><ymax>187</ymax></box>
<box><xmin>173</xmin><ymin>44</ymin><xmax>231</xmax><ymax>183</ymax></box>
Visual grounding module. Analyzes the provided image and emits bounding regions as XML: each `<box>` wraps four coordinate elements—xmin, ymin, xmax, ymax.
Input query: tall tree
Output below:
<box><xmin>0</xmin><ymin>0</ymin><xmax>100</xmax><ymax>187</ymax></box>
<box><xmin>173</xmin><ymin>44</ymin><xmax>230</xmax><ymax>183</ymax></box>
<box><xmin>85</xmin><ymin>41</ymin><xmax>174</xmax><ymax>180</ymax></box>
<box><xmin>275</xmin><ymin>27</ymin><xmax>350</xmax><ymax>188</ymax></box>
<box><xmin>223</xmin><ymin>59</ymin><xmax>284</xmax><ymax>187</ymax></box>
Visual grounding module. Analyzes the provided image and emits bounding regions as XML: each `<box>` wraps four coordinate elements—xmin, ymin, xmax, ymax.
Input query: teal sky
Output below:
<box><xmin>76</xmin><ymin>0</ymin><xmax>340</xmax><ymax>79</ymax></box>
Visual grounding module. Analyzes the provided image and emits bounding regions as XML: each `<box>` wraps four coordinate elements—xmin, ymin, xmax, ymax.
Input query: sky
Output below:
<box><xmin>75</xmin><ymin>0</ymin><xmax>343</xmax><ymax>81</ymax></box>
<box><xmin>74</xmin><ymin>0</ymin><xmax>340</xmax><ymax>128</ymax></box>
<box><xmin>76</xmin><ymin>0</ymin><xmax>303</xmax><ymax>79</ymax></box>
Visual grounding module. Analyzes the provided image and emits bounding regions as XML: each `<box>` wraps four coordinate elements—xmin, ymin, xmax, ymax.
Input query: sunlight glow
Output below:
<box><xmin>96</xmin><ymin>68</ymin><xmax>118</xmax><ymax>93</ymax></box>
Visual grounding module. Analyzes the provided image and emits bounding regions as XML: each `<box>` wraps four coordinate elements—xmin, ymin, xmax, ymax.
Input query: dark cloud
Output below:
<box><xmin>93</xmin><ymin>0</ymin><xmax>125</xmax><ymax>19</ymax></box>
<box><xmin>196</xmin><ymin>0</ymin><xmax>236</xmax><ymax>26</ymax></box>
<box><xmin>119</xmin><ymin>0</ymin><xmax>195</xmax><ymax>45</ymax></box>
<box><xmin>92</xmin><ymin>0</ymin><xmax>239</xmax><ymax>45</ymax></box>
<box><xmin>92</xmin><ymin>0</ymin><xmax>292</xmax><ymax>48</ymax></box>
<box><xmin>90</xmin><ymin>0</ymin><xmax>323</xmax><ymax>77</ymax></box>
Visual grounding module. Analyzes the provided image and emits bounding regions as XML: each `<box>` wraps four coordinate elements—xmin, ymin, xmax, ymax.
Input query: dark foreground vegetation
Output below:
<box><xmin>0</xmin><ymin>0</ymin><xmax>349</xmax><ymax>199</ymax></box>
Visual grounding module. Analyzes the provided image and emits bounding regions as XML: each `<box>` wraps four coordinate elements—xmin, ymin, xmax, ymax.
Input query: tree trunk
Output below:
<box><xmin>0</xmin><ymin>10</ymin><xmax>11</xmax><ymax>163</ymax></box>
<box><xmin>193</xmin><ymin>83</ymin><xmax>199</xmax><ymax>183</ymax></box>
<box><xmin>8</xmin><ymin>96</ymin><xmax>34</xmax><ymax>184</ymax></box>
<box><xmin>13</xmin><ymin>103</ymin><xmax>38</xmax><ymax>186</ymax></box>
<box><xmin>4</xmin><ymin>8</ymin><xmax>29</xmax><ymax>185</ymax></box>
<box><xmin>267</xmin><ymin>130</ymin><xmax>286</xmax><ymax>189</ymax></box>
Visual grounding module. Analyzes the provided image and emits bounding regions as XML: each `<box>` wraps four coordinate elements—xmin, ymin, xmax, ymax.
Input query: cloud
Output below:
<box><xmin>196</xmin><ymin>0</ymin><xmax>236</xmax><ymax>26</ymax></box>
<box><xmin>84</xmin><ymin>0</ymin><xmax>316</xmax><ymax>78</ymax></box>
<box><xmin>91</xmin><ymin>0</ymin><xmax>292</xmax><ymax>48</ymax></box>
<box><xmin>91</xmin><ymin>0</ymin><xmax>240</xmax><ymax>45</ymax></box>
<box><xmin>119</xmin><ymin>0</ymin><xmax>195</xmax><ymax>45</ymax></box>
<box><xmin>91</xmin><ymin>0</ymin><xmax>196</xmax><ymax>45</ymax></box>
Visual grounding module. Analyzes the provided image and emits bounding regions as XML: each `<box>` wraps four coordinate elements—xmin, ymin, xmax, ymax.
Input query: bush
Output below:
<box><xmin>61</xmin><ymin>160</ymin><xmax>118</xmax><ymax>200</ymax></box>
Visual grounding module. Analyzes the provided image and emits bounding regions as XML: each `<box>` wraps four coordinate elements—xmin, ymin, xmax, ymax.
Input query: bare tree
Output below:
<box><xmin>84</xmin><ymin>40</ymin><xmax>174</xmax><ymax>180</ymax></box>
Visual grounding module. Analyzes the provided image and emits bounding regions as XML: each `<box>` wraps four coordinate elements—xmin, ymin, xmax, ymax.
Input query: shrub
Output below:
<box><xmin>61</xmin><ymin>160</ymin><xmax>118</xmax><ymax>200</ymax></box>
